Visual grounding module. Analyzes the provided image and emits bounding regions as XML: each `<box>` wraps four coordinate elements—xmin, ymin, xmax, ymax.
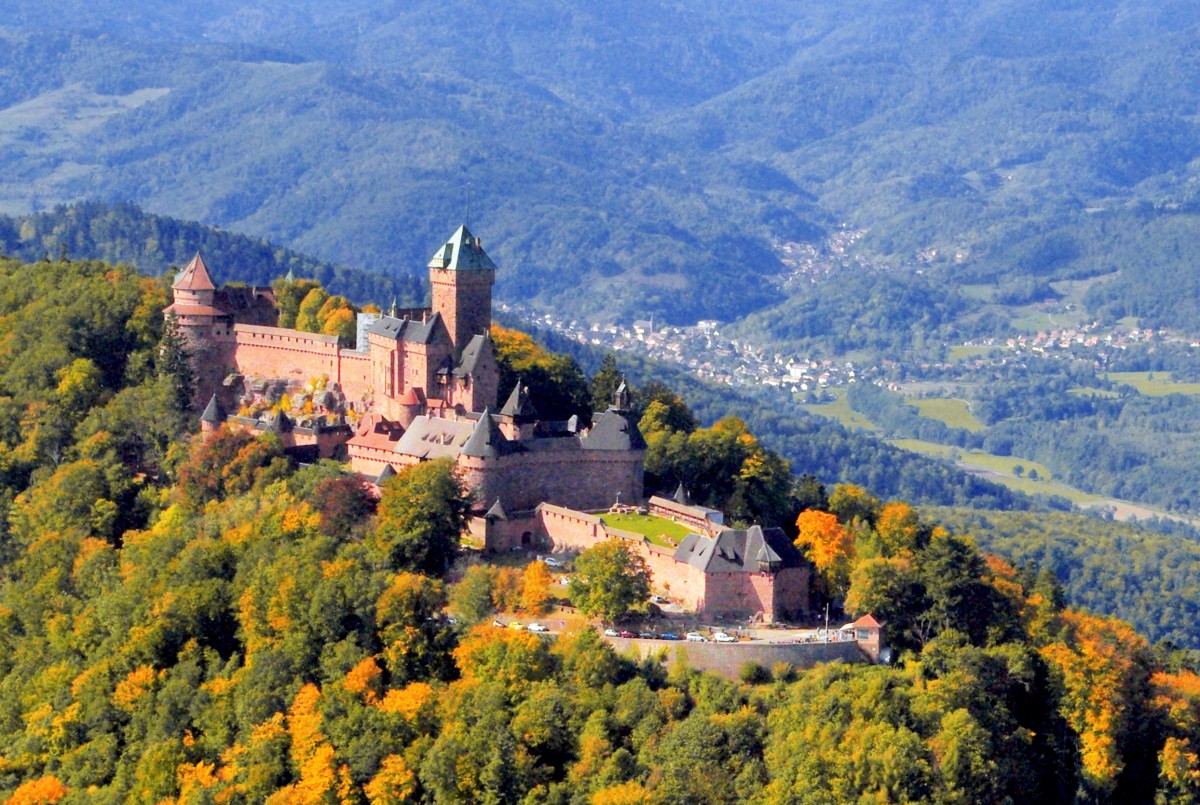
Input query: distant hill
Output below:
<box><xmin>0</xmin><ymin>201</ymin><xmax>423</xmax><ymax>306</ymax></box>
<box><xmin>5</xmin><ymin>1</ymin><xmax>1200</xmax><ymax>332</ymax></box>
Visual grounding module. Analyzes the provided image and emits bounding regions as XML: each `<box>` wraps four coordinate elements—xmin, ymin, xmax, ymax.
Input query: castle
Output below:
<box><xmin>169</xmin><ymin>225</ymin><xmax>812</xmax><ymax>622</ymax></box>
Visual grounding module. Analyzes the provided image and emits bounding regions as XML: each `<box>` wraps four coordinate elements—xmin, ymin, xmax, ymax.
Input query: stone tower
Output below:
<box><xmin>428</xmin><ymin>225</ymin><xmax>496</xmax><ymax>357</ymax></box>
<box><xmin>167</xmin><ymin>253</ymin><xmax>219</xmax><ymax>342</ymax></box>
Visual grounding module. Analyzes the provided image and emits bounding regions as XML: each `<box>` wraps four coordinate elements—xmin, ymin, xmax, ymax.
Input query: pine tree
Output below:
<box><xmin>157</xmin><ymin>313</ymin><xmax>195</xmax><ymax>415</ymax></box>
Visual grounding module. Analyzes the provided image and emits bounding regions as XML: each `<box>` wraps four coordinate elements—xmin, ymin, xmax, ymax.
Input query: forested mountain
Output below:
<box><xmin>5</xmin><ymin>1</ymin><xmax>1200</xmax><ymax>332</ymax></box>
<box><xmin>0</xmin><ymin>254</ymin><xmax>1199</xmax><ymax>802</ymax></box>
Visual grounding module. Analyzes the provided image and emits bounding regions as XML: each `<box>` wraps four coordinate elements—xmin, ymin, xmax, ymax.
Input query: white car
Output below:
<box><xmin>527</xmin><ymin>623</ymin><xmax>549</xmax><ymax>632</ymax></box>
<box><xmin>714</xmin><ymin>632</ymin><xmax>737</xmax><ymax>643</ymax></box>
<box><xmin>603</xmin><ymin>628</ymin><xmax>621</xmax><ymax>637</ymax></box>
<box><xmin>542</xmin><ymin>556</ymin><xmax>564</xmax><ymax>568</ymax></box>
<box><xmin>685</xmin><ymin>632</ymin><xmax>708</xmax><ymax>643</ymax></box>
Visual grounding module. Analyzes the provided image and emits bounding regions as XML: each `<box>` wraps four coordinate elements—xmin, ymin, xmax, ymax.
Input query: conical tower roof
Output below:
<box><xmin>461</xmin><ymin>408</ymin><xmax>509</xmax><ymax>458</ymax></box>
<box><xmin>173</xmin><ymin>253</ymin><xmax>216</xmax><ymax>291</ymax></box>
<box><xmin>673</xmin><ymin>483</ymin><xmax>692</xmax><ymax>506</ymax></box>
<box><xmin>499</xmin><ymin>379</ymin><xmax>538</xmax><ymax>420</ymax></box>
<box><xmin>200</xmin><ymin>394</ymin><xmax>226</xmax><ymax>424</ymax></box>
<box><xmin>485</xmin><ymin>498</ymin><xmax>508</xmax><ymax>520</ymax></box>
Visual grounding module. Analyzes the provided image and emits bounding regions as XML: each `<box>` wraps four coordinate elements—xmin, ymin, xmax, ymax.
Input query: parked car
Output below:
<box><xmin>685</xmin><ymin>632</ymin><xmax>708</xmax><ymax>643</ymax></box>
<box><xmin>659</xmin><ymin>632</ymin><xmax>680</xmax><ymax>641</ymax></box>
<box><xmin>714</xmin><ymin>632</ymin><xmax>737</xmax><ymax>643</ymax></box>
<box><xmin>527</xmin><ymin>622</ymin><xmax>548</xmax><ymax>632</ymax></box>
<box><xmin>542</xmin><ymin>556</ymin><xmax>564</xmax><ymax>568</ymax></box>
<box><xmin>650</xmin><ymin>595</ymin><xmax>668</xmax><ymax>603</ymax></box>
<box><xmin>508</xmin><ymin>621</ymin><xmax>524</xmax><ymax>630</ymax></box>
<box><xmin>619</xmin><ymin>630</ymin><xmax>637</xmax><ymax>639</ymax></box>
<box><xmin>639</xmin><ymin>632</ymin><xmax>656</xmax><ymax>639</ymax></box>
<box><xmin>603</xmin><ymin>628</ymin><xmax>621</xmax><ymax>637</ymax></box>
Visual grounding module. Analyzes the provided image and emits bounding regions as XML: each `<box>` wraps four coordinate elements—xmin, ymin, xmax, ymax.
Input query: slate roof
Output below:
<box><xmin>672</xmin><ymin>526</ymin><xmax>806</xmax><ymax>574</ymax></box>
<box><xmin>392</xmin><ymin>416</ymin><xmax>475</xmax><ymax>460</ymax></box>
<box><xmin>460</xmin><ymin>409</ymin><xmax>512</xmax><ymax>458</ymax></box>
<box><xmin>200</xmin><ymin>394</ymin><xmax>226</xmax><ymax>424</ymax></box>
<box><xmin>673</xmin><ymin>483</ymin><xmax>691</xmax><ymax>506</ymax></box>
<box><xmin>173</xmin><ymin>253</ymin><xmax>216</xmax><ymax>291</ymax></box>
<box><xmin>455</xmin><ymin>334</ymin><xmax>490</xmax><ymax>377</ymax></box>
<box><xmin>485</xmin><ymin>498</ymin><xmax>507</xmax><ymax>520</ymax></box>
<box><xmin>376</xmin><ymin>464</ymin><xmax>397</xmax><ymax>484</ymax></box>
<box><xmin>581</xmin><ymin>409</ymin><xmax>646</xmax><ymax>451</ymax></box>
<box><xmin>365</xmin><ymin>312</ymin><xmax>445</xmax><ymax>345</ymax></box>
<box><xmin>499</xmin><ymin>379</ymin><xmax>538</xmax><ymax>420</ymax></box>
<box><xmin>427</xmin><ymin>224</ymin><xmax>497</xmax><ymax>272</ymax></box>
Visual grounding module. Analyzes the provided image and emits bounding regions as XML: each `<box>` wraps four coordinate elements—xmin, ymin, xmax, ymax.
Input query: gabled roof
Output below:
<box><xmin>427</xmin><ymin>225</ymin><xmax>497</xmax><ymax>272</ymax></box>
<box><xmin>461</xmin><ymin>409</ymin><xmax>511</xmax><ymax>458</ymax></box>
<box><xmin>672</xmin><ymin>526</ymin><xmax>805</xmax><ymax>574</ymax></box>
<box><xmin>499</xmin><ymin>379</ymin><xmax>538</xmax><ymax>420</ymax></box>
<box><xmin>393</xmin><ymin>416</ymin><xmax>475</xmax><ymax>460</ymax></box>
<box><xmin>365</xmin><ymin>312</ymin><xmax>445</xmax><ymax>345</ymax></box>
<box><xmin>200</xmin><ymin>394</ymin><xmax>226</xmax><ymax>424</ymax></box>
<box><xmin>582</xmin><ymin>409</ymin><xmax>646</xmax><ymax>451</ymax></box>
<box><xmin>173</xmin><ymin>253</ymin><xmax>216</xmax><ymax>291</ymax></box>
<box><xmin>850</xmin><ymin>613</ymin><xmax>883</xmax><ymax>629</ymax></box>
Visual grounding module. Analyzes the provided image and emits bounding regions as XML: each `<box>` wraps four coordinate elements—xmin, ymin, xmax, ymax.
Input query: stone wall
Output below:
<box><xmin>232</xmin><ymin>325</ymin><xmax>342</xmax><ymax>387</ymax></box>
<box><xmin>459</xmin><ymin>448</ymin><xmax>643</xmax><ymax>513</ymax></box>
<box><xmin>605</xmin><ymin>636</ymin><xmax>869</xmax><ymax>680</ymax></box>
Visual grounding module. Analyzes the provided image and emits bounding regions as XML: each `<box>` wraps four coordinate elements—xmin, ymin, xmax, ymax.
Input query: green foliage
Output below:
<box><xmin>567</xmin><ymin>540</ymin><xmax>651</xmax><ymax>623</ymax></box>
<box><xmin>372</xmin><ymin>458</ymin><xmax>470</xmax><ymax>576</ymax></box>
<box><xmin>492</xmin><ymin>325</ymin><xmax>591</xmax><ymax>422</ymax></box>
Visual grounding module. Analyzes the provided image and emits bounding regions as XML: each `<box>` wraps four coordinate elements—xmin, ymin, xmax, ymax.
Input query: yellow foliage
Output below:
<box><xmin>177</xmin><ymin>760</ymin><xmax>218</xmax><ymax>800</ymax></box>
<box><xmin>7</xmin><ymin>775</ymin><xmax>69</xmax><ymax>804</ymax></box>
<box><xmin>296</xmin><ymin>743</ymin><xmax>338</xmax><ymax>804</ymax></box>
<box><xmin>322</xmin><ymin>558</ymin><xmax>353</xmax><ymax>580</ymax></box>
<box><xmin>268</xmin><ymin>575</ymin><xmax>298</xmax><ymax>633</ymax></box>
<box><xmin>794</xmin><ymin>509</ymin><xmax>854</xmax><ymax>596</ymax></box>
<box><xmin>343</xmin><ymin>657</ymin><xmax>383</xmax><ymax>704</ymax></box>
<box><xmin>520</xmin><ymin>561</ymin><xmax>554</xmax><ymax>615</ymax></box>
<box><xmin>72</xmin><ymin>537</ymin><xmax>112</xmax><ymax>576</ymax></box>
<box><xmin>202</xmin><ymin>676</ymin><xmax>237</xmax><ymax>698</ymax></box>
<box><xmin>113</xmin><ymin>665</ymin><xmax>159</xmax><ymax>711</ymax></box>
<box><xmin>288</xmin><ymin>683</ymin><xmax>325</xmax><ymax>770</ymax></box>
<box><xmin>365</xmin><ymin>755</ymin><xmax>417</xmax><ymax>804</ymax></box>
<box><xmin>376</xmin><ymin>682</ymin><xmax>435</xmax><ymax>722</ymax></box>
<box><xmin>591</xmin><ymin>781</ymin><xmax>652</xmax><ymax>805</ymax></box>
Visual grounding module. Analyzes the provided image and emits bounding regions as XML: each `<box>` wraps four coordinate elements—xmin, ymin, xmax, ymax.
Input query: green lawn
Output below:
<box><xmin>601</xmin><ymin>513</ymin><xmax>694</xmax><ymax>547</ymax></box>
<box><xmin>906</xmin><ymin>397</ymin><xmax>985</xmax><ymax>432</ymax></box>
<box><xmin>947</xmin><ymin>344</ymin><xmax>996</xmax><ymax>362</ymax></box>
<box><xmin>1105</xmin><ymin>372</ymin><xmax>1200</xmax><ymax>396</ymax></box>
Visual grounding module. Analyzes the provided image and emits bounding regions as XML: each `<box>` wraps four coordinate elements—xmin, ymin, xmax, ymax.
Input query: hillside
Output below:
<box><xmin>5</xmin><ymin>2</ymin><xmax>1200</xmax><ymax>332</ymax></box>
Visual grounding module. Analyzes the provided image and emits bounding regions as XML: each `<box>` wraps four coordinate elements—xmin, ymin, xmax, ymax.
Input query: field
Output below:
<box><xmin>798</xmin><ymin>389</ymin><xmax>880</xmax><ymax>431</ymax></box>
<box><xmin>905</xmin><ymin>397</ymin><xmax>986</xmax><ymax>432</ymax></box>
<box><xmin>600</xmin><ymin>512</ymin><xmax>694</xmax><ymax>547</ymax></box>
<box><xmin>1105</xmin><ymin>372</ymin><xmax>1200</xmax><ymax>396</ymax></box>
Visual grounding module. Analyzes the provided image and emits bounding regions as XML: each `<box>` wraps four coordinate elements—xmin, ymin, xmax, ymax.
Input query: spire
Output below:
<box><xmin>461</xmin><ymin>408</ymin><xmax>508</xmax><ymax>458</ymax></box>
<box><xmin>673</xmin><ymin>483</ymin><xmax>692</xmax><ymax>506</ymax></box>
<box><xmin>389</xmin><ymin>297</ymin><xmax>399</xmax><ymax>318</ymax></box>
<box><xmin>499</xmin><ymin>379</ymin><xmax>538</xmax><ymax>420</ymax></box>
<box><xmin>284</xmin><ymin>267</ymin><xmax>296</xmax><ymax>282</ymax></box>
<box><xmin>173</xmin><ymin>253</ymin><xmax>216</xmax><ymax>291</ymax></box>
<box><xmin>613</xmin><ymin>378</ymin><xmax>631</xmax><ymax>411</ymax></box>
<box><xmin>427</xmin><ymin>225</ymin><xmax>497</xmax><ymax>272</ymax></box>
<box><xmin>200</xmin><ymin>394</ymin><xmax>226</xmax><ymax>424</ymax></box>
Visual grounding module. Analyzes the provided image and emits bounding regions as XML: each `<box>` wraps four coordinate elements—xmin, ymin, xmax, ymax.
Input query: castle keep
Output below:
<box><xmin>169</xmin><ymin>226</ymin><xmax>811</xmax><ymax>622</ymax></box>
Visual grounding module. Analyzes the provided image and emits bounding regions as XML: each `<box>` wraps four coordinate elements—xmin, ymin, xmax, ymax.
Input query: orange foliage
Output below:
<box><xmin>1039</xmin><ymin>609</ymin><xmax>1150</xmax><ymax>795</ymax></box>
<box><xmin>521</xmin><ymin>561</ymin><xmax>554</xmax><ymax>615</ymax></box>
<box><xmin>112</xmin><ymin>665</ymin><xmax>159</xmax><ymax>711</ymax></box>
<box><xmin>453</xmin><ymin>623</ymin><xmax>553</xmax><ymax>687</ymax></box>
<box><xmin>7</xmin><ymin>775</ymin><xmax>69</xmax><ymax>804</ymax></box>
<box><xmin>794</xmin><ymin>509</ymin><xmax>854</xmax><ymax>595</ymax></box>
<box><xmin>365</xmin><ymin>754</ymin><xmax>417</xmax><ymax>804</ymax></box>
<box><xmin>343</xmin><ymin>657</ymin><xmax>383</xmax><ymax>704</ymax></box>
<box><xmin>875</xmin><ymin>501</ymin><xmax>921</xmax><ymax>555</ymax></box>
<box><xmin>177</xmin><ymin>760</ymin><xmax>219</xmax><ymax>800</ymax></box>
<box><xmin>376</xmin><ymin>682</ymin><xmax>435</xmax><ymax>722</ymax></box>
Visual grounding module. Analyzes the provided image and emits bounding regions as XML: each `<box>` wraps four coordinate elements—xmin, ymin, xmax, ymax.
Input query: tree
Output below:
<box><xmin>521</xmin><ymin>560</ymin><xmax>554</xmax><ymax>615</ymax></box>
<box><xmin>794</xmin><ymin>509</ymin><xmax>854</xmax><ymax>600</ymax></box>
<box><xmin>449</xmin><ymin>564</ymin><xmax>496</xmax><ymax>624</ymax></box>
<box><xmin>158</xmin><ymin>312</ymin><xmax>194</xmax><ymax>415</ymax></box>
<box><xmin>568</xmin><ymin>540</ymin><xmax>651</xmax><ymax>623</ymax></box>
<box><xmin>372</xmin><ymin>458</ymin><xmax>470</xmax><ymax>575</ymax></box>
<box><xmin>590</xmin><ymin>354</ymin><xmax>625</xmax><ymax>412</ymax></box>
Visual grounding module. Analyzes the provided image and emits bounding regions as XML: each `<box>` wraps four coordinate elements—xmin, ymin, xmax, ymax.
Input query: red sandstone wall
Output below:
<box><xmin>339</xmin><ymin>351</ymin><xmax>371</xmax><ymax>403</ymax></box>
<box><xmin>459</xmin><ymin>450</ymin><xmax>644</xmax><ymax>513</ymax></box>
<box><xmin>771</xmin><ymin>566</ymin><xmax>811</xmax><ymax>621</ymax></box>
<box><xmin>232</xmin><ymin>326</ymin><xmax>341</xmax><ymax>386</ymax></box>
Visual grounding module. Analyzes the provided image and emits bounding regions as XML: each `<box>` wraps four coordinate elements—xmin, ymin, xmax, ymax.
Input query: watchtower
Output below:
<box><xmin>428</xmin><ymin>225</ymin><xmax>496</xmax><ymax>357</ymax></box>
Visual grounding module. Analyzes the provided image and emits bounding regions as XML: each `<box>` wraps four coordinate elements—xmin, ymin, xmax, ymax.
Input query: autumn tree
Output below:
<box><xmin>794</xmin><ymin>509</ymin><xmax>854</xmax><ymax>600</ymax></box>
<box><xmin>568</xmin><ymin>540</ymin><xmax>651</xmax><ymax>623</ymax></box>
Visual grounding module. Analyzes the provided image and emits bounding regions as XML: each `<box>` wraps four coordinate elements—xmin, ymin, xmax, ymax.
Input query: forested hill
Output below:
<box><xmin>6</xmin><ymin>2</ymin><xmax>1200</xmax><ymax>328</ymax></box>
<box><xmin>0</xmin><ymin>202</ymin><xmax>423</xmax><ymax>307</ymax></box>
